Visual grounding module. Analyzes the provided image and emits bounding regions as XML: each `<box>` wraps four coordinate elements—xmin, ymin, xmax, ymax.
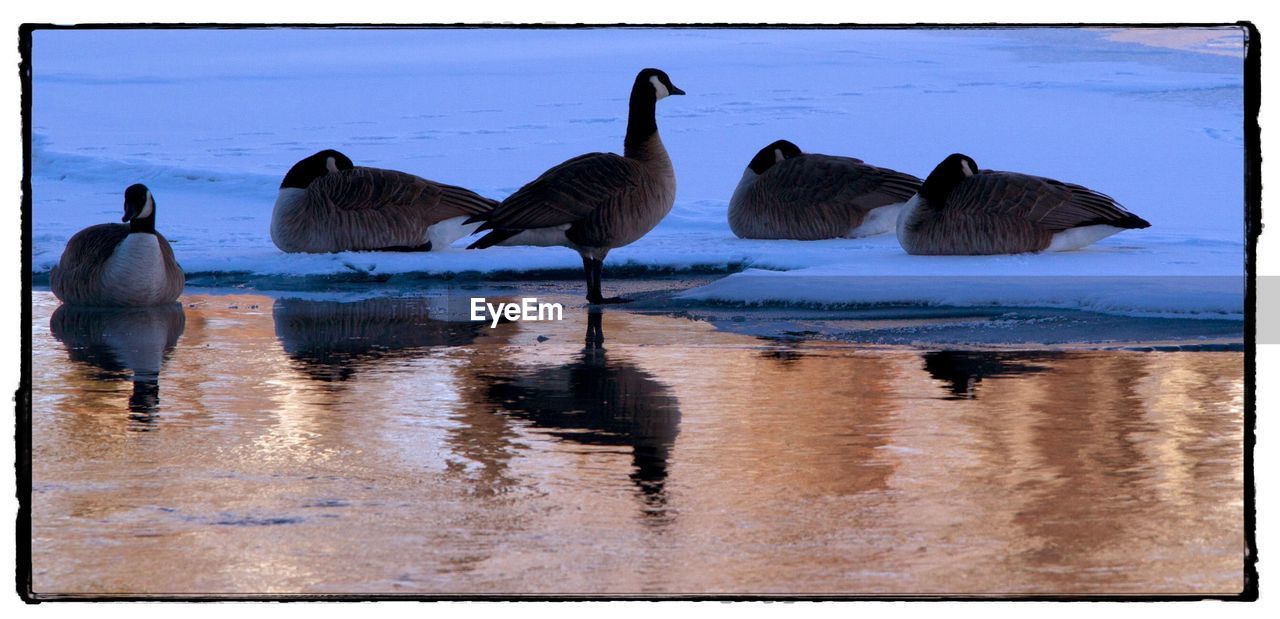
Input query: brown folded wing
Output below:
<box><xmin>293</xmin><ymin>167</ymin><xmax>496</xmax><ymax>251</ymax></box>
<box><xmin>50</xmin><ymin>224</ymin><xmax>130</xmax><ymax>304</ymax></box>
<box><xmin>945</xmin><ymin>171</ymin><xmax>1146</xmax><ymax>232</ymax></box>
<box><xmin>733</xmin><ymin>154</ymin><xmax>921</xmax><ymax>239</ymax></box>
<box><xmin>478</xmin><ymin>153</ymin><xmax>644</xmax><ymax>231</ymax></box>
<box><xmin>315</xmin><ymin>167</ymin><xmax>494</xmax><ymax>219</ymax></box>
<box><xmin>903</xmin><ymin>171</ymin><xmax>1148</xmax><ymax>254</ymax></box>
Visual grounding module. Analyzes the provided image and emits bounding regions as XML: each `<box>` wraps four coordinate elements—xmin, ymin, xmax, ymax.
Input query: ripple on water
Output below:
<box><xmin>28</xmin><ymin>290</ymin><xmax>1246</xmax><ymax>595</ymax></box>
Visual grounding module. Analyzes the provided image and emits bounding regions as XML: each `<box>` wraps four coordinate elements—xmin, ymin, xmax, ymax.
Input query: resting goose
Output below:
<box><xmin>466</xmin><ymin>68</ymin><xmax>685</xmax><ymax>304</ymax></box>
<box><xmin>50</xmin><ymin>184</ymin><xmax>185</xmax><ymax>307</ymax></box>
<box><xmin>729</xmin><ymin>140</ymin><xmax>922</xmax><ymax>240</ymax></box>
<box><xmin>272</xmin><ymin>149</ymin><xmax>498</xmax><ymax>253</ymax></box>
<box><xmin>897</xmin><ymin>153</ymin><xmax>1151</xmax><ymax>255</ymax></box>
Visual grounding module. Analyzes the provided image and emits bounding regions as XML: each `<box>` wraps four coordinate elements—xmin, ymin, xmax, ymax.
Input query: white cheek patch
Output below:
<box><xmin>774</xmin><ymin>149</ymin><xmax>785</xmax><ymax>163</ymax></box>
<box><xmin>326</xmin><ymin>156</ymin><xmax>340</xmax><ymax>174</ymax></box>
<box><xmin>960</xmin><ymin>160</ymin><xmax>974</xmax><ymax>177</ymax></box>
<box><xmin>649</xmin><ymin>75</ymin><xmax>670</xmax><ymax>99</ymax></box>
<box><xmin>138</xmin><ymin>192</ymin><xmax>155</xmax><ymax>219</ymax></box>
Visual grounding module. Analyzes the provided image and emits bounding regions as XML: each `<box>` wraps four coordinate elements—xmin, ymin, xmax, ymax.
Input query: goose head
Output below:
<box><xmin>920</xmin><ymin>153</ymin><xmax>979</xmax><ymax>205</ymax></box>
<box><xmin>281</xmin><ymin>149</ymin><xmax>354</xmax><ymax>190</ymax></box>
<box><xmin>746</xmin><ymin>139</ymin><xmax>803</xmax><ymax>176</ymax></box>
<box><xmin>632</xmin><ymin>68</ymin><xmax>685</xmax><ymax>103</ymax></box>
<box><xmin>122</xmin><ymin>184</ymin><xmax>155</xmax><ymax>223</ymax></box>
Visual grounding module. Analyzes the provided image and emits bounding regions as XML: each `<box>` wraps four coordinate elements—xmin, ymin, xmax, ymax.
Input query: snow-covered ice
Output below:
<box><xmin>30</xmin><ymin>27</ymin><xmax>1247</xmax><ymax>318</ymax></box>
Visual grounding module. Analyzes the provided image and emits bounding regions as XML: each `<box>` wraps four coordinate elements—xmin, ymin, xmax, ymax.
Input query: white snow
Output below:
<box><xmin>30</xmin><ymin>27</ymin><xmax>1246</xmax><ymax>318</ymax></box>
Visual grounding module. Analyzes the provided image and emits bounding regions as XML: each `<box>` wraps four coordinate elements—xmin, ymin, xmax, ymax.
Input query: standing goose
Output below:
<box><xmin>466</xmin><ymin>68</ymin><xmax>685</xmax><ymax>304</ymax></box>
<box><xmin>897</xmin><ymin>153</ymin><xmax>1151</xmax><ymax>255</ymax></box>
<box><xmin>50</xmin><ymin>184</ymin><xmax>185</xmax><ymax>307</ymax></box>
<box><xmin>271</xmin><ymin>149</ymin><xmax>498</xmax><ymax>253</ymax></box>
<box><xmin>728</xmin><ymin>140</ymin><xmax>922</xmax><ymax>240</ymax></box>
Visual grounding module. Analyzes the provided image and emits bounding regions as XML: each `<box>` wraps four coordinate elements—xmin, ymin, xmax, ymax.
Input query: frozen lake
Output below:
<box><xmin>29</xmin><ymin>27</ymin><xmax>1247</xmax><ymax>318</ymax></box>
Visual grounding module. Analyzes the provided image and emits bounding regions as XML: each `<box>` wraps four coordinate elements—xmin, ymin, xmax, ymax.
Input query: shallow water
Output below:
<box><xmin>29</xmin><ymin>290</ymin><xmax>1245</xmax><ymax>596</ymax></box>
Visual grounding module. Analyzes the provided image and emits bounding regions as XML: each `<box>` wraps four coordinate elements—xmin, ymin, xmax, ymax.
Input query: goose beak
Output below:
<box><xmin>122</xmin><ymin>202</ymin><xmax>140</xmax><ymax>222</ymax></box>
<box><xmin>668</xmin><ymin>84</ymin><xmax>686</xmax><ymax>96</ymax></box>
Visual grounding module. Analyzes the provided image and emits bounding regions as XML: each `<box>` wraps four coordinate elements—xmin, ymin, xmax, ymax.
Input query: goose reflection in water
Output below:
<box><xmin>49</xmin><ymin>303</ymin><xmax>186</xmax><ymax>429</ymax></box>
<box><xmin>923</xmin><ymin>350</ymin><xmax>1060</xmax><ymax>399</ymax></box>
<box><xmin>756</xmin><ymin>348</ymin><xmax>807</xmax><ymax>366</ymax></box>
<box><xmin>482</xmin><ymin>310</ymin><xmax>681</xmax><ymax>517</ymax></box>
<box><xmin>272</xmin><ymin>296</ymin><xmax>488</xmax><ymax>382</ymax></box>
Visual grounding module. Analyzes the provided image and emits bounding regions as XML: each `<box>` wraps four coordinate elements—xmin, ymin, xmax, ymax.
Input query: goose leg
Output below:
<box><xmin>584</xmin><ymin>308</ymin><xmax>604</xmax><ymax>348</ymax></box>
<box><xmin>584</xmin><ymin>257</ymin><xmax>630</xmax><ymax>305</ymax></box>
<box><xmin>582</xmin><ymin>255</ymin><xmax>601</xmax><ymax>302</ymax></box>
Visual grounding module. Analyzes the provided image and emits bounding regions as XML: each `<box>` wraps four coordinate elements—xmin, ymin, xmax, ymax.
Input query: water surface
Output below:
<box><xmin>29</xmin><ymin>290</ymin><xmax>1245</xmax><ymax>596</ymax></box>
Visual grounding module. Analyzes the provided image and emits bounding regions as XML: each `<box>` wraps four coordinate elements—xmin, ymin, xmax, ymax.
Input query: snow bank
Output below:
<box><xmin>30</xmin><ymin>27</ymin><xmax>1247</xmax><ymax>317</ymax></box>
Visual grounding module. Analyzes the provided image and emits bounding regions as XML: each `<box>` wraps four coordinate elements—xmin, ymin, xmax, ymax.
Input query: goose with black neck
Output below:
<box><xmin>467</xmin><ymin>68</ymin><xmax>685</xmax><ymax>304</ymax></box>
<box><xmin>50</xmin><ymin>184</ymin><xmax>185</xmax><ymax>307</ymax></box>
<box><xmin>271</xmin><ymin>149</ymin><xmax>498</xmax><ymax>254</ymax></box>
<box><xmin>896</xmin><ymin>153</ymin><xmax>1151</xmax><ymax>255</ymax></box>
<box><xmin>729</xmin><ymin>139</ymin><xmax>922</xmax><ymax>240</ymax></box>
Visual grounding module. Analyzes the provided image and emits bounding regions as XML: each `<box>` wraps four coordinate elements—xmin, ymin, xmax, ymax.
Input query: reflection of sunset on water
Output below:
<box><xmin>30</xmin><ymin>291</ymin><xmax>1244</xmax><ymax>595</ymax></box>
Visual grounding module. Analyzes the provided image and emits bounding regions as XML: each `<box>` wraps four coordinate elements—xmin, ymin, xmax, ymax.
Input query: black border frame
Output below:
<box><xmin>14</xmin><ymin>21</ymin><xmax>1261</xmax><ymax>602</ymax></box>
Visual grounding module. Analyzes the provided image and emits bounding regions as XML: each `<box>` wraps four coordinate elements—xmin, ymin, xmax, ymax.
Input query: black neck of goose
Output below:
<box><xmin>919</xmin><ymin>173</ymin><xmax>960</xmax><ymax>208</ymax></box>
<box><xmin>624</xmin><ymin>89</ymin><xmax>659</xmax><ymax>157</ymax></box>
<box><xmin>129</xmin><ymin>213</ymin><xmax>156</xmax><ymax>234</ymax></box>
<box><xmin>918</xmin><ymin>183</ymin><xmax>947</xmax><ymax>207</ymax></box>
<box><xmin>920</xmin><ymin>156</ymin><xmax>974</xmax><ymax>208</ymax></box>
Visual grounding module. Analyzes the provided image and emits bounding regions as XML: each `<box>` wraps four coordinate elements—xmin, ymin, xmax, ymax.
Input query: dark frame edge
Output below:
<box><xmin>1240</xmin><ymin>18</ymin><xmax>1261</xmax><ymax>604</ymax></box>
<box><xmin>8</xmin><ymin>21</ymin><xmax>1264</xmax><ymax>30</ymax></box>
<box><xmin>16</xmin><ymin>22</ymin><xmax>36</xmax><ymax>605</ymax></box>
<box><xmin>13</xmin><ymin>20</ymin><xmax>1261</xmax><ymax>603</ymax></box>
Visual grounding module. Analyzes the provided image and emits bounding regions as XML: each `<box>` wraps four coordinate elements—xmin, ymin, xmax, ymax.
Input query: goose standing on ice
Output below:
<box><xmin>466</xmin><ymin>68</ymin><xmax>685</xmax><ymax>304</ymax></box>
<box><xmin>50</xmin><ymin>184</ymin><xmax>185</xmax><ymax>307</ymax></box>
<box><xmin>896</xmin><ymin>153</ymin><xmax>1150</xmax><ymax>255</ymax></box>
<box><xmin>271</xmin><ymin>149</ymin><xmax>498</xmax><ymax>253</ymax></box>
<box><xmin>728</xmin><ymin>139</ymin><xmax>922</xmax><ymax>240</ymax></box>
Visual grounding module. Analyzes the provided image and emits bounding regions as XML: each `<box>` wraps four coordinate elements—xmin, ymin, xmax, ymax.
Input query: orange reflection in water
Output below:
<box><xmin>29</xmin><ymin>292</ymin><xmax>1244</xmax><ymax>596</ymax></box>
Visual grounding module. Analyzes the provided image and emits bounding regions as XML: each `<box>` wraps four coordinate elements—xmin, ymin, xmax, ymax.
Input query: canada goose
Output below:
<box><xmin>466</xmin><ymin>68</ymin><xmax>685</xmax><ymax>304</ymax></box>
<box><xmin>50</xmin><ymin>184</ymin><xmax>185</xmax><ymax>307</ymax></box>
<box><xmin>728</xmin><ymin>140</ymin><xmax>922</xmax><ymax>240</ymax></box>
<box><xmin>272</xmin><ymin>149</ymin><xmax>498</xmax><ymax>253</ymax></box>
<box><xmin>897</xmin><ymin>153</ymin><xmax>1151</xmax><ymax>255</ymax></box>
